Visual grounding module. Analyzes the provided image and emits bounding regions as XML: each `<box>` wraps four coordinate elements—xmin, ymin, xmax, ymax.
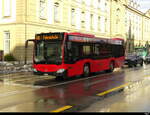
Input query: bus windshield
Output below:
<box><xmin>35</xmin><ymin>41</ymin><xmax>62</xmax><ymax>64</ymax></box>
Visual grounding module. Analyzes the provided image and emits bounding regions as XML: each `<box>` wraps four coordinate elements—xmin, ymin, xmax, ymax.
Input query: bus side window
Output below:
<box><xmin>94</xmin><ymin>44</ymin><xmax>100</xmax><ymax>58</ymax></box>
<box><xmin>83</xmin><ymin>45</ymin><xmax>91</xmax><ymax>57</ymax></box>
<box><xmin>64</xmin><ymin>41</ymin><xmax>72</xmax><ymax>63</ymax></box>
<box><xmin>112</xmin><ymin>45</ymin><xmax>124</xmax><ymax>58</ymax></box>
<box><xmin>99</xmin><ymin>43</ymin><xmax>105</xmax><ymax>58</ymax></box>
<box><xmin>67</xmin><ymin>41</ymin><xmax>72</xmax><ymax>50</ymax></box>
<box><xmin>72</xmin><ymin>43</ymin><xmax>81</xmax><ymax>61</ymax></box>
<box><xmin>99</xmin><ymin>43</ymin><xmax>110</xmax><ymax>58</ymax></box>
<box><xmin>74</xmin><ymin>44</ymin><xmax>80</xmax><ymax>57</ymax></box>
<box><xmin>67</xmin><ymin>42</ymin><xmax>72</xmax><ymax>57</ymax></box>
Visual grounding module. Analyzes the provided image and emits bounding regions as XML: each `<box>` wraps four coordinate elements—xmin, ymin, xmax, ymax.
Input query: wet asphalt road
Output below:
<box><xmin>0</xmin><ymin>64</ymin><xmax>150</xmax><ymax>112</ymax></box>
<box><xmin>80</xmin><ymin>82</ymin><xmax>150</xmax><ymax>112</ymax></box>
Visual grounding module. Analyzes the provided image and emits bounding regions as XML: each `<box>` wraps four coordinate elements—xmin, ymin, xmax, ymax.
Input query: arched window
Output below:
<box><xmin>4</xmin><ymin>31</ymin><xmax>10</xmax><ymax>54</ymax></box>
<box><xmin>71</xmin><ymin>8</ymin><xmax>76</xmax><ymax>26</ymax></box>
<box><xmin>4</xmin><ymin>0</ymin><xmax>11</xmax><ymax>17</ymax></box>
<box><xmin>98</xmin><ymin>16</ymin><xmax>101</xmax><ymax>31</ymax></box>
<box><xmin>39</xmin><ymin>0</ymin><xmax>46</xmax><ymax>19</ymax></box>
<box><xmin>81</xmin><ymin>11</ymin><xmax>85</xmax><ymax>28</ymax></box>
<box><xmin>90</xmin><ymin>14</ymin><xmax>93</xmax><ymax>30</ymax></box>
<box><xmin>54</xmin><ymin>2</ymin><xmax>60</xmax><ymax>22</ymax></box>
<box><xmin>116</xmin><ymin>8</ymin><xmax>120</xmax><ymax>24</ymax></box>
<box><xmin>116</xmin><ymin>8</ymin><xmax>120</xmax><ymax>33</ymax></box>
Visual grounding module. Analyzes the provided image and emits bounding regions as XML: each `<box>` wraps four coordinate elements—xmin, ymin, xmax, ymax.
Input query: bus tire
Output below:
<box><xmin>83</xmin><ymin>64</ymin><xmax>90</xmax><ymax>77</ymax></box>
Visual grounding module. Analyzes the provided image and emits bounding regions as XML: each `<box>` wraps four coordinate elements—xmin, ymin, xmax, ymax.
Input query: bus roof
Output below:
<box><xmin>35</xmin><ymin>32</ymin><xmax>124</xmax><ymax>45</ymax></box>
<box><xmin>112</xmin><ymin>38</ymin><xmax>124</xmax><ymax>41</ymax></box>
<box><xmin>68</xmin><ymin>32</ymin><xmax>95</xmax><ymax>38</ymax></box>
<box><xmin>36</xmin><ymin>32</ymin><xmax>65</xmax><ymax>36</ymax></box>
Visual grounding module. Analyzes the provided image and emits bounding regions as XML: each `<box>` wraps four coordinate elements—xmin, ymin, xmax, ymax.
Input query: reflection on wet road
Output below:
<box><xmin>81</xmin><ymin>77</ymin><xmax>150</xmax><ymax>112</ymax></box>
<box><xmin>0</xmin><ymin>65</ymin><xmax>150</xmax><ymax>112</ymax></box>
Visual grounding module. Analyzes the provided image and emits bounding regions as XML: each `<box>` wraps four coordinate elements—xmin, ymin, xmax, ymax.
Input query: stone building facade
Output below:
<box><xmin>0</xmin><ymin>0</ymin><xmax>149</xmax><ymax>61</ymax></box>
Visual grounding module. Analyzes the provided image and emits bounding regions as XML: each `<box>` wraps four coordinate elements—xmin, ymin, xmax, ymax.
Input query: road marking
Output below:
<box><xmin>144</xmin><ymin>75</ymin><xmax>150</xmax><ymax>77</ymax></box>
<box><xmin>97</xmin><ymin>83</ymin><xmax>129</xmax><ymax>96</ymax></box>
<box><xmin>50</xmin><ymin>105</ymin><xmax>72</xmax><ymax>112</ymax></box>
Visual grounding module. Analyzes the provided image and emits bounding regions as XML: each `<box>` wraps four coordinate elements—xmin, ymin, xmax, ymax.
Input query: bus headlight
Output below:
<box><xmin>33</xmin><ymin>68</ymin><xmax>37</xmax><ymax>72</ymax></box>
<box><xmin>56</xmin><ymin>69</ymin><xmax>65</xmax><ymax>73</ymax></box>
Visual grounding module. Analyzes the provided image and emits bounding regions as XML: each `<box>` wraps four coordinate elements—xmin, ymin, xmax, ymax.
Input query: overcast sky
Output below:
<box><xmin>134</xmin><ymin>0</ymin><xmax>150</xmax><ymax>12</ymax></box>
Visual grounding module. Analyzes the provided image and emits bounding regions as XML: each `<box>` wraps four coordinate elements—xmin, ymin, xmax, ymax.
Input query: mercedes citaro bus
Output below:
<box><xmin>25</xmin><ymin>32</ymin><xmax>125</xmax><ymax>80</ymax></box>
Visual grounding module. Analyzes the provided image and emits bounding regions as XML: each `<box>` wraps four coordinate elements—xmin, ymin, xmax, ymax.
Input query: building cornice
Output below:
<box><xmin>124</xmin><ymin>4</ymin><xmax>150</xmax><ymax>19</ymax></box>
<box><xmin>124</xmin><ymin>4</ymin><xmax>144</xmax><ymax>15</ymax></box>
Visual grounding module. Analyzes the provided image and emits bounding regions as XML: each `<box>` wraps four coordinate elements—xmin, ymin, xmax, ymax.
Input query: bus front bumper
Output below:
<box><xmin>33</xmin><ymin>68</ymin><xmax>67</xmax><ymax>77</ymax></box>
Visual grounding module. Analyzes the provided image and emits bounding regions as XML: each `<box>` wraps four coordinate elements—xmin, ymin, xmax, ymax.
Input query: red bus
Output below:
<box><xmin>25</xmin><ymin>32</ymin><xmax>125</xmax><ymax>79</ymax></box>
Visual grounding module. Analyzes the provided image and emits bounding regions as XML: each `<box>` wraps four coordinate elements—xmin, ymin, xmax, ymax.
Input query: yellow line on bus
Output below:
<box><xmin>97</xmin><ymin>83</ymin><xmax>129</xmax><ymax>96</ymax></box>
<box><xmin>50</xmin><ymin>105</ymin><xmax>72</xmax><ymax>113</ymax></box>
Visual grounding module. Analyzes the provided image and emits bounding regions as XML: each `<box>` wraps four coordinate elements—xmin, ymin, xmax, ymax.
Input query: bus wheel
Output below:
<box><xmin>83</xmin><ymin>64</ymin><xmax>90</xmax><ymax>77</ymax></box>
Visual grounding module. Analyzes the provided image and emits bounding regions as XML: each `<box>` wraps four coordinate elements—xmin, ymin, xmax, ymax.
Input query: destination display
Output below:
<box><xmin>35</xmin><ymin>34</ymin><xmax>62</xmax><ymax>40</ymax></box>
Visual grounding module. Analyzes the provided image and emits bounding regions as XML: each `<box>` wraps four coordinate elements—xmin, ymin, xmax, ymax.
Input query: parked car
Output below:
<box><xmin>124</xmin><ymin>53</ymin><xmax>143</xmax><ymax>67</ymax></box>
<box><xmin>144</xmin><ymin>54</ymin><xmax>150</xmax><ymax>64</ymax></box>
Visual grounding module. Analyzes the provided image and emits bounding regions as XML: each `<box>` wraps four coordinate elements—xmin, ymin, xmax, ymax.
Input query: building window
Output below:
<box><xmin>98</xmin><ymin>0</ymin><xmax>101</xmax><ymax>9</ymax></box>
<box><xmin>71</xmin><ymin>8</ymin><xmax>76</xmax><ymax>26</ymax></box>
<box><xmin>82</xmin><ymin>0</ymin><xmax>85</xmax><ymax>4</ymax></box>
<box><xmin>81</xmin><ymin>11</ymin><xmax>85</xmax><ymax>28</ymax></box>
<box><xmin>100</xmin><ymin>0</ymin><xmax>105</xmax><ymax>11</ymax></box>
<box><xmin>100</xmin><ymin>16</ymin><xmax>105</xmax><ymax>33</ymax></box>
<box><xmin>76</xmin><ymin>0</ymin><xmax>81</xmax><ymax>3</ymax></box>
<box><xmin>85</xmin><ymin>0</ymin><xmax>91</xmax><ymax>6</ymax></box>
<box><xmin>90</xmin><ymin>14</ymin><xmax>93</xmax><ymax>30</ymax></box>
<box><xmin>54</xmin><ymin>2</ymin><xmax>60</xmax><ymax>22</ymax></box>
<box><xmin>39</xmin><ymin>0</ymin><xmax>46</xmax><ymax>19</ymax></box>
<box><xmin>4</xmin><ymin>0</ymin><xmax>11</xmax><ymax>17</ymax></box>
<box><xmin>98</xmin><ymin>16</ymin><xmax>101</xmax><ymax>31</ymax></box>
<box><xmin>105</xmin><ymin>2</ymin><xmax>107</xmax><ymax>12</ymax></box>
<box><xmin>4</xmin><ymin>31</ymin><xmax>10</xmax><ymax>54</ymax></box>
<box><xmin>116</xmin><ymin>8</ymin><xmax>120</xmax><ymax>33</ymax></box>
<box><xmin>105</xmin><ymin>18</ymin><xmax>107</xmax><ymax>32</ymax></box>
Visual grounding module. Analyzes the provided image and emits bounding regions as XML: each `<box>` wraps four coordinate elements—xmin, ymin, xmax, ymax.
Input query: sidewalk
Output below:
<box><xmin>0</xmin><ymin>61</ymin><xmax>33</xmax><ymax>74</ymax></box>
